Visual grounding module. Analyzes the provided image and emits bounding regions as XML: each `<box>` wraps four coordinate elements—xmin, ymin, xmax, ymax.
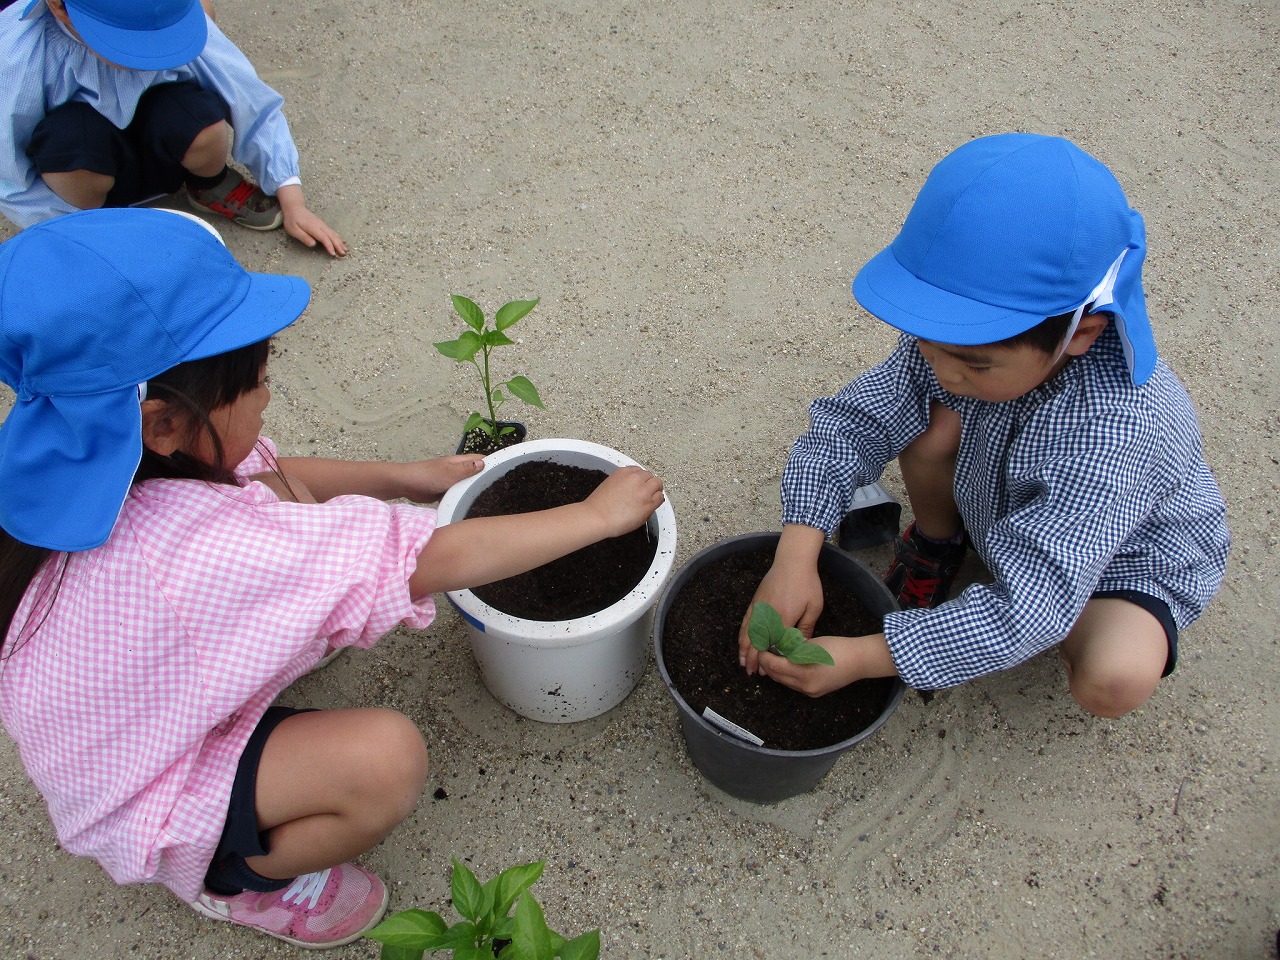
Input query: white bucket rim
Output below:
<box><xmin>437</xmin><ymin>438</ymin><xmax>678</xmax><ymax>647</ymax></box>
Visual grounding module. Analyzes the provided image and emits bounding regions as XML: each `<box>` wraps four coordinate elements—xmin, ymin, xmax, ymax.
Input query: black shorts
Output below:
<box><xmin>1092</xmin><ymin>589</ymin><xmax>1179</xmax><ymax>677</ymax></box>
<box><xmin>204</xmin><ymin>705</ymin><xmax>314</xmax><ymax>895</ymax></box>
<box><xmin>27</xmin><ymin>80</ymin><xmax>230</xmax><ymax>207</ymax></box>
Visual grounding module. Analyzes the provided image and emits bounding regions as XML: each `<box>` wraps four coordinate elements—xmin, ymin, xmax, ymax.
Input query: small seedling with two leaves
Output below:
<box><xmin>434</xmin><ymin>295</ymin><xmax>545</xmax><ymax>444</ymax></box>
<box><xmin>366</xmin><ymin>859</ymin><xmax>599</xmax><ymax>960</ymax></box>
<box><xmin>747</xmin><ymin>601</ymin><xmax>835</xmax><ymax>666</ymax></box>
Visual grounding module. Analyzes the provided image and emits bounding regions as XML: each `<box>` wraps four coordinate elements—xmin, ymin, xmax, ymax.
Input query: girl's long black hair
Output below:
<box><xmin>0</xmin><ymin>338</ymin><xmax>274</xmax><ymax>659</ymax></box>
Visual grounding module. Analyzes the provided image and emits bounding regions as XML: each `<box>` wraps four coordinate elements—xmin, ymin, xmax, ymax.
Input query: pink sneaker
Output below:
<box><xmin>190</xmin><ymin>863</ymin><xmax>389</xmax><ymax>949</ymax></box>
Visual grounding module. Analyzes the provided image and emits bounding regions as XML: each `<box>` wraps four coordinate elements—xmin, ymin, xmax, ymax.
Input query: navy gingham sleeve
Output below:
<box><xmin>781</xmin><ymin>335</ymin><xmax>942</xmax><ymax>535</ymax></box>
<box><xmin>884</xmin><ymin>357</ymin><xmax>1228</xmax><ymax>690</ymax></box>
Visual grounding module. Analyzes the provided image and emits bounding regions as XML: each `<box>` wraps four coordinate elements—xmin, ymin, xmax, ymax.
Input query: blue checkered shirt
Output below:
<box><xmin>781</xmin><ymin>325</ymin><xmax>1230</xmax><ymax>690</ymax></box>
<box><xmin>1</xmin><ymin>6</ymin><xmax>300</xmax><ymax>228</ymax></box>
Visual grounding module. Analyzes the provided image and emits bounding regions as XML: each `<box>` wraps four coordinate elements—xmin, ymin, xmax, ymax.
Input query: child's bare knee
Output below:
<box><xmin>1069</xmin><ymin>671</ymin><xmax>1156</xmax><ymax>719</ymax></box>
<box><xmin>182</xmin><ymin>120</ymin><xmax>231</xmax><ymax>168</ymax></box>
<box><xmin>356</xmin><ymin>710</ymin><xmax>429</xmax><ymax>822</ymax></box>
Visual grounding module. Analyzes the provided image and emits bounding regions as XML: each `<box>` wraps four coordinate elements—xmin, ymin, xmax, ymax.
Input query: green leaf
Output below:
<box><xmin>774</xmin><ymin>629</ymin><xmax>801</xmax><ymax>656</ymax></box>
<box><xmin>507</xmin><ymin>892</ymin><xmax>553</xmax><ymax>960</ymax></box>
<box><xmin>454</xmin><ymin>945</ymin><xmax>496</xmax><ymax>960</ymax></box>
<box><xmin>747</xmin><ymin>601</ymin><xmax>783</xmax><ymax>652</ymax></box>
<box><xmin>559</xmin><ymin>930</ymin><xmax>602</xmax><ymax>960</ymax></box>
<box><xmin>483</xmin><ymin>329</ymin><xmax>516</xmax><ymax>348</ymax></box>
<box><xmin>493</xmin><ymin>916</ymin><xmax>516</xmax><ymax>939</ymax></box>
<box><xmin>366</xmin><ymin>909</ymin><xmax>448</xmax><ymax>947</ymax></box>
<box><xmin>464</xmin><ymin>412</ymin><xmax>493</xmax><ymax>435</ymax></box>
<box><xmin>378</xmin><ymin>944</ymin><xmax>425</xmax><ymax>960</ymax></box>
<box><xmin>505</xmin><ymin>376</ymin><xmax>544</xmax><ymax>409</ymax></box>
<box><xmin>425</xmin><ymin>922</ymin><xmax>480</xmax><ymax>952</ymax></box>
<box><xmin>451</xmin><ymin>860</ymin><xmax>485</xmax><ymax>921</ymax></box>
<box><xmin>475</xmin><ymin>875</ymin><xmax>499</xmax><ymax>933</ymax></box>
<box><xmin>785</xmin><ymin>641</ymin><xmax>836</xmax><ymax>666</ymax></box>
<box><xmin>432</xmin><ymin>337</ymin><xmax>466</xmax><ymax>361</ymax></box>
<box><xmin>435</xmin><ymin>330</ymin><xmax>483</xmax><ymax>363</ymax></box>
<box><xmin>494</xmin><ymin>298</ymin><xmax>539</xmax><ymax>331</ymax></box>
<box><xmin>492</xmin><ymin>861</ymin><xmax>545</xmax><ymax>919</ymax></box>
<box><xmin>451</xmin><ymin>294</ymin><xmax>486</xmax><ymax>332</ymax></box>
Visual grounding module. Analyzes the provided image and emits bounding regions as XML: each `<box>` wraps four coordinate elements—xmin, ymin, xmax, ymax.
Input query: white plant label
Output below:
<box><xmin>702</xmin><ymin>707</ymin><xmax>764</xmax><ymax>746</ymax></box>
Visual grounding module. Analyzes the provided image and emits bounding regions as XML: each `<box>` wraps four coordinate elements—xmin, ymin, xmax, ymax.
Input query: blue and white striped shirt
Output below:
<box><xmin>781</xmin><ymin>324</ymin><xmax>1230</xmax><ymax>690</ymax></box>
<box><xmin>1</xmin><ymin>5</ymin><xmax>301</xmax><ymax>228</ymax></box>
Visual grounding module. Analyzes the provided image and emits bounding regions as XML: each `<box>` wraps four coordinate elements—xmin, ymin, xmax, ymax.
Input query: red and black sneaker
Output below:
<box><xmin>883</xmin><ymin>522</ymin><xmax>968</xmax><ymax>610</ymax></box>
<box><xmin>187</xmin><ymin>169</ymin><xmax>283</xmax><ymax>231</ymax></box>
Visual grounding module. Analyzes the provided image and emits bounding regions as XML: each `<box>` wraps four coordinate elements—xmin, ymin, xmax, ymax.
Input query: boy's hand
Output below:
<box><xmin>738</xmin><ymin>525</ymin><xmax>825</xmax><ymax>675</ymax></box>
<box><xmin>276</xmin><ymin>184</ymin><xmax>347</xmax><ymax>257</ymax></box>
<box><xmin>756</xmin><ymin>635</ymin><xmax>854</xmax><ymax>696</ymax></box>
<box><xmin>582</xmin><ymin>466</ymin><xmax>665</xmax><ymax>539</ymax></box>
<box><xmin>757</xmin><ymin>632</ymin><xmax>898</xmax><ymax>697</ymax></box>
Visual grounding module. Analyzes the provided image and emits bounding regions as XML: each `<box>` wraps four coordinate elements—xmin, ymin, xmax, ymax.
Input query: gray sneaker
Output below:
<box><xmin>187</xmin><ymin>169</ymin><xmax>283</xmax><ymax>231</ymax></box>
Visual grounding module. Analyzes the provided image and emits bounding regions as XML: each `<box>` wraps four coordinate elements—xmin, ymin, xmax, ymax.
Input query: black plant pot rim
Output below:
<box><xmin>653</xmin><ymin>531</ymin><xmax>907</xmax><ymax>759</ymax></box>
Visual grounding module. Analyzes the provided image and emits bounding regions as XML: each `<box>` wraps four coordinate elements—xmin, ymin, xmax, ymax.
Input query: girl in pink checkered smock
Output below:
<box><xmin>0</xmin><ymin>209</ymin><xmax>666</xmax><ymax>950</ymax></box>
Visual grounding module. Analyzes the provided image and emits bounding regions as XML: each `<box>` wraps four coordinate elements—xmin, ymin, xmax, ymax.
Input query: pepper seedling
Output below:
<box><xmin>366</xmin><ymin>859</ymin><xmax>599</xmax><ymax>960</ymax></box>
<box><xmin>434</xmin><ymin>295</ymin><xmax>545</xmax><ymax>446</ymax></box>
<box><xmin>747</xmin><ymin>601</ymin><xmax>836</xmax><ymax>666</ymax></box>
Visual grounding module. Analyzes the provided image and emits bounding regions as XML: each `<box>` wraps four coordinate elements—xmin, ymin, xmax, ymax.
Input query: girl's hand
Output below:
<box><xmin>582</xmin><ymin>466</ymin><xmax>665</xmax><ymax>538</ymax></box>
<box><xmin>398</xmin><ymin>455</ymin><xmax>485</xmax><ymax>503</ymax></box>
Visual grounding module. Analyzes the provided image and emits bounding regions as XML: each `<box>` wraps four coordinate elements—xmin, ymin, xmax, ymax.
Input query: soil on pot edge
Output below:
<box><xmin>661</xmin><ymin>545</ymin><xmax>896</xmax><ymax>751</ymax></box>
<box><xmin>464</xmin><ymin>461</ymin><xmax>658</xmax><ymax>620</ymax></box>
<box><xmin>457</xmin><ymin>422</ymin><xmax>526</xmax><ymax>455</ymax></box>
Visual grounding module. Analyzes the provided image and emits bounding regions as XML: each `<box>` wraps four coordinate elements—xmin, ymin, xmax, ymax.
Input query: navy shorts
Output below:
<box><xmin>203</xmin><ymin>705</ymin><xmax>315</xmax><ymax>895</ymax></box>
<box><xmin>27</xmin><ymin>80</ymin><xmax>230</xmax><ymax>207</ymax></box>
<box><xmin>1092</xmin><ymin>589</ymin><xmax>1179</xmax><ymax>677</ymax></box>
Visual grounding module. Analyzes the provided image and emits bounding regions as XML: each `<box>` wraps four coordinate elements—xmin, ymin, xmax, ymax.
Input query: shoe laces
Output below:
<box><xmin>898</xmin><ymin>571</ymin><xmax>943</xmax><ymax>609</ymax></box>
<box><xmin>280</xmin><ymin>868</ymin><xmax>331</xmax><ymax>910</ymax></box>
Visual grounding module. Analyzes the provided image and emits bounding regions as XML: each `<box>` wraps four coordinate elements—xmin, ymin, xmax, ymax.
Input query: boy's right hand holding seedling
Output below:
<box><xmin>737</xmin><ymin>523</ymin><xmax>897</xmax><ymax>698</ymax></box>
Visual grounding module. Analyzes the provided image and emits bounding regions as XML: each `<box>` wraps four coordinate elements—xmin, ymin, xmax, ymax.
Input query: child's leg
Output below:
<box><xmin>1059</xmin><ymin>596</ymin><xmax>1172</xmax><ymax>718</ymax></box>
<box><xmin>27</xmin><ymin>102</ymin><xmax>127</xmax><ymax>209</ymax></box>
<box><xmin>180</xmin><ymin>119</ymin><xmax>232</xmax><ymax>180</ymax></box>
<box><xmin>247</xmin><ymin>708</ymin><xmax>428</xmax><ymax>880</ymax></box>
<box><xmin>898</xmin><ymin>400</ymin><xmax>962</xmax><ymax>539</ymax></box>
<box><xmin>885</xmin><ymin>401</ymin><xmax>967</xmax><ymax>610</ymax></box>
<box><xmin>130</xmin><ymin>80</ymin><xmax>232</xmax><ymax>191</ymax></box>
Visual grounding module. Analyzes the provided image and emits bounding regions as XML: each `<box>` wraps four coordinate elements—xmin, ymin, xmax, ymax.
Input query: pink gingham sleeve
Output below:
<box><xmin>127</xmin><ymin>479</ymin><xmax>436</xmax><ymax>715</ymax></box>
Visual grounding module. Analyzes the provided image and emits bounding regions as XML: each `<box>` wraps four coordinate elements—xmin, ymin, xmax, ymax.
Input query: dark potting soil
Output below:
<box><xmin>457</xmin><ymin>424</ymin><xmax>525</xmax><ymax>455</ymax></box>
<box><xmin>661</xmin><ymin>545</ymin><xmax>897</xmax><ymax>751</ymax></box>
<box><xmin>465</xmin><ymin>461</ymin><xmax>658</xmax><ymax>620</ymax></box>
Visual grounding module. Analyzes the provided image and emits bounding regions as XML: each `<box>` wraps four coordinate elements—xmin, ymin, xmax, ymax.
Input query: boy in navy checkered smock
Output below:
<box><xmin>737</xmin><ymin>133</ymin><xmax>1229</xmax><ymax>719</ymax></box>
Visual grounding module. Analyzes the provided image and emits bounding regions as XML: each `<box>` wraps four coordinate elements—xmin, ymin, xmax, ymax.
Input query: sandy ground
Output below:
<box><xmin>2</xmin><ymin>0</ymin><xmax>1278</xmax><ymax>957</ymax></box>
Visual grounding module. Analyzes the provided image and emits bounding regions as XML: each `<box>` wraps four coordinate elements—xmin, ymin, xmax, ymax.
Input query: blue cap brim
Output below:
<box><xmin>853</xmin><ymin>246</ymin><xmax>1050</xmax><ymax>346</ymax></box>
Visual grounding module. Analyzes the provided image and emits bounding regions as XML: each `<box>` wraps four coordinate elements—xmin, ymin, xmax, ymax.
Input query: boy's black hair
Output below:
<box><xmin>995</xmin><ymin>310</ymin><xmax>1076</xmax><ymax>355</ymax></box>
<box><xmin>996</xmin><ymin>305</ymin><xmax>1111</xmax><ymax>355</ymax></box>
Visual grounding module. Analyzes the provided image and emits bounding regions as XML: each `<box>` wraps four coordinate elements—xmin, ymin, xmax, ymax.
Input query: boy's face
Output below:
<box><xmin>46</xmin><ymin>0</ymin><xmax>126</xmax><ymax>68</ymax></box>
<box><xmin>914</xmin><ymin>338</ymin><xmax>1069</xmax><ymax>403</ymax></box>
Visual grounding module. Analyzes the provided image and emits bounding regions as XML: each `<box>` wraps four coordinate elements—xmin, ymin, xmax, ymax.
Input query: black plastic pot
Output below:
<box><xmin>653</xmin><ymin>532</ymin><xmax>905</xmax><ymax>803</ymax></box>
<box><xmin>837</xmin><ymin>481</ymin><xmax>902</xmax><ymax>550</ymax></box>
<box><xmin>455</xmin><ymin>420</ymin><xmax>527</xmax><ymax>455</ymax></box>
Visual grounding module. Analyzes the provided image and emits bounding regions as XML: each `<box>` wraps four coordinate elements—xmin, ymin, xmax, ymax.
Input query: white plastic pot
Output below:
<box><xmin>435</xmin><ymin>439</ymin><xmax>678</xmax><ymax>723</ymax></box>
